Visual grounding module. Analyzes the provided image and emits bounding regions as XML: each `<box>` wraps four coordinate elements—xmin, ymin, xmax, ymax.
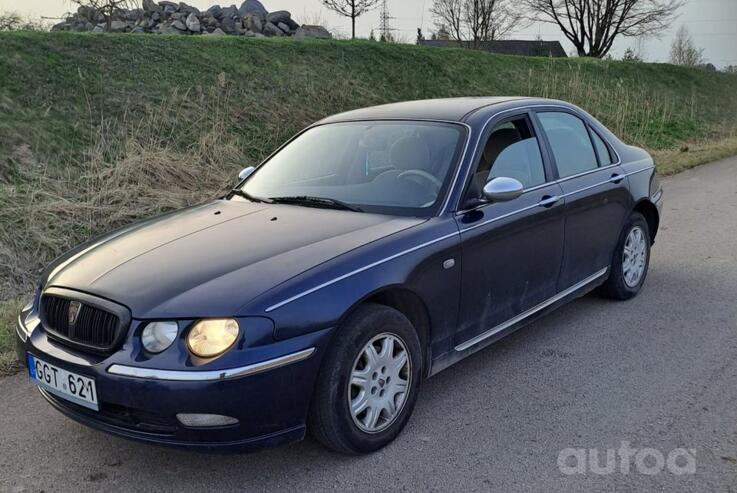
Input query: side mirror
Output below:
<box><xmin>482</xmin><ymin>176</ymin><xmax>524</xmax><ymax>202</ymax></box>
<box><xmin>238</xmin><ymin>166</ymin><xmax>255</xmax><ymax>181</ymax></box>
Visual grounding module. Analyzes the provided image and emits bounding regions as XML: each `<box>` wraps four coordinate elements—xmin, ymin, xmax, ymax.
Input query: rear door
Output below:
<box><xmin>534</xmin><ymin>109</ymin><xmax>631</xmax><ymax>290</ymax></box>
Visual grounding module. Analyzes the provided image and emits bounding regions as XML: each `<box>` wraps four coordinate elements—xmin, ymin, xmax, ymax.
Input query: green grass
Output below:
<box><xmin>1</xmin><ymin>32</ymin><xmax>737</xmax><ymax>376</ymax></box>
<box><xmin>0</xmin><ymin>298</ymin><xmax>24</xmax><ymax>376</ymax></box>
<box><xmin>2</xmin><ymin>31</ymin><xmax>737</xmax><ymax>171</ymax></box>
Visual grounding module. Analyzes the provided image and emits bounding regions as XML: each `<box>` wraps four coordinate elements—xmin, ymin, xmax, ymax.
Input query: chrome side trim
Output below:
<box><xmin>459</xmin><ymin>201</ymin><xmax>541</xmax><ymax>233</ymax></box>
<box><xmin>457</xmin><ymin>165</ymin><xmax>654</xmax><ymax>231</ymax></box>
<box><xmin>553</xmin><ymin>163</ymin><xmax>619</xmax><ymax>185</ymax></box>
<box><xmin>107</xmin><ymin>347</ymin><xmax>316</xmax><ymax>381</ymax></box>
<box><xmin>265</xmin><ymin>231</ymin><xmax>460</xmax><ymax>312</ymax></box>
<box><xmin>559</xmin><ymin>165</ymin><xmax>652</xmax><ymax>199</ymax></box>
<box><xmin>454</xmin><ymin>267</ymin><xmax>609</xmax><ymax>352</ymax></box>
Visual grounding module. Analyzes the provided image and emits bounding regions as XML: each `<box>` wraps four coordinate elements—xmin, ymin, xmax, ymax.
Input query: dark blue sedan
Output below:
<box><xmin>16</xmin><ymin>97</ymin><xmax>663</xmax><ymax>454</ymax></box>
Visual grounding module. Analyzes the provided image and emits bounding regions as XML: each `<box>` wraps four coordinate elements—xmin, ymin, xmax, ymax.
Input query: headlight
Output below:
<box><xmin>187</xmin><ymin>319</ymin><xmax>239</xmax><ymax>358</ymax></box>
<box><xmin>141</xmin><ymin>321</ymin><xmax>179</xmax><ymax>353</ymax></box>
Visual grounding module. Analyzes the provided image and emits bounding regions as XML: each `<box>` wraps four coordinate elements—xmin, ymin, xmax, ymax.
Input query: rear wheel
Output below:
<box><xmin>308</xmin><ymin>303</ymin><xmax>422</xmax><ymax>454</ymax></box>
<box><xmin>600</xmin><ymin>212</ymin><xmax>651</xmax><ymax>300</ymax></box>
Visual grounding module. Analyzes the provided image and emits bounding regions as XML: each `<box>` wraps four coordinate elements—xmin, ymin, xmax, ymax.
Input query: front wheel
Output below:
<box><xmin>308</xmin><ymin>303</ymin><xmax>422</xmax><ymax>454</ymax></box>
<box><xmin>599</xmin><ymin>212</ymin><xmax>651</xmax><ymax>300</ymax></box>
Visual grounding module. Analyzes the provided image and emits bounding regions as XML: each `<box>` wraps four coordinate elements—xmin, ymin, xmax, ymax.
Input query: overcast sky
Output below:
<box><xmin>1</xmin><ymin>0</ymin><xmax>735</xmax><ymax>67</ymax></box>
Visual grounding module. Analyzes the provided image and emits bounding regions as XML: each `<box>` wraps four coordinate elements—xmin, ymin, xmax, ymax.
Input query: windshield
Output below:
<box><xmin>234</xmin><ymin>121</ymin><xmax>466</xmax><ymax>216</ymax></box>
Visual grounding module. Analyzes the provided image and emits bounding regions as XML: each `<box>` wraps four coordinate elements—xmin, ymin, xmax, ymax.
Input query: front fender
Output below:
<box><xmin>242</xmin><ymin>217</ymin><xmax>462</xmax><ymax>351</ymax></box>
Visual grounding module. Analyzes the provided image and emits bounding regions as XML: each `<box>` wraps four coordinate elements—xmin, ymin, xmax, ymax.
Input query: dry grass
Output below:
<box><xmin>653</xmin><ymin>135</ymin><xmax>737</xmax><ymax>175</ymax></box>
<box><xmin>0</xmin><ymin>82</ymin><xmax>242</xmax><ymax>299</ymax></box>
<box><xmin>524</xmin><ymin>62</ymin><xmax>698</xmax><ymax>148</ymax></box>
<box><xmin>0</xmin><ymin>143</ymin><xmax>234</xmax><ymax>296</ymax></box>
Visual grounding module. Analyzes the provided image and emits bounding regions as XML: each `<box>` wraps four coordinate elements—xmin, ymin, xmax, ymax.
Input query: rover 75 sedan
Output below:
<box><xmin>16</xmin><ymin>97</ymin><xmax>663</xmax><ymax>454</ymax></box>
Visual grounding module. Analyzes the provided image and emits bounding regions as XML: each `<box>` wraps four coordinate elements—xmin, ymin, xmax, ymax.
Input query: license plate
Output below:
<box><xmin>27</xmin><ymin>354</ymin><xmax>99</xmax><ymax>411</ymax></box>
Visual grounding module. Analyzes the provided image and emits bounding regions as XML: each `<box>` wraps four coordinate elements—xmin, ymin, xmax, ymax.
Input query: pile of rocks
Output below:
<box><xmin>51</xmin><ymin>0</ymin><xmax>332</xmax><ymax>38</ymax></box>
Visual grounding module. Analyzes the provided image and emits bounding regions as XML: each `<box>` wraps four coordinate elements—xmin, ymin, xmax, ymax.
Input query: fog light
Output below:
<box><xmin>176</xmin><ymin>413</ymin><xmax>239</xmax><ymax>427</ymax></box>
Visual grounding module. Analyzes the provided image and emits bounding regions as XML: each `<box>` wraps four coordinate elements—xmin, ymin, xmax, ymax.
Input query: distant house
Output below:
<box><xmin>419</xmin><ymin>39</ymin><xmax>568</xmax><ymax>58</ymax></box>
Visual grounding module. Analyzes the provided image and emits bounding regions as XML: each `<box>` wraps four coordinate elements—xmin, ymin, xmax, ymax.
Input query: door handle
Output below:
<box><xmin>538</xmin><ymin>195</ymin><xmax>560</xmax><ymax>208</ymax></box>
<box><xmin>609</xmin><ymin>173</ymin><xmax>624</xmax><ymax>184</ymax></box>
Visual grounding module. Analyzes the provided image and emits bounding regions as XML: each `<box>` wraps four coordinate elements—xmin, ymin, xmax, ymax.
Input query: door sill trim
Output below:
<box><xmin>454</xmin><ymin>267</ymin><xmax>608</xmax><ymax>352</ymax></box>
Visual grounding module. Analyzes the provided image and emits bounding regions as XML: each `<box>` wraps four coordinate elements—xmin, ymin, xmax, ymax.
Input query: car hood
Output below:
<box><xmin>43</xmin><ymin>199</ymin><xmax>424</xmax><ymax>318</ymax></box>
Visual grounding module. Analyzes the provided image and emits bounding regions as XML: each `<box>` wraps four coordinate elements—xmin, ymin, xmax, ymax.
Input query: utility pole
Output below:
<box><xmin>378</xmin><ymin>0</ymin><xmax>395</xmax><ymax>42</ymax></box>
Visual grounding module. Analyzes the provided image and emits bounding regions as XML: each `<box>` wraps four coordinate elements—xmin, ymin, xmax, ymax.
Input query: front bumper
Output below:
<box><xmin>16</xmin><ymin>313</ymin><xmax>331</xmax><ymax>452</ymax></box>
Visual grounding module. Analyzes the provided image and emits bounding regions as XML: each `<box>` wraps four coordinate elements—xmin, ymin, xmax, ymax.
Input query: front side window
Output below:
<box><xmin>471</xmin><ymin>116</ymin><xmax>547</xmax><ymax>194</ymax></box>
<box><xmin>538</xmin><ymin>112</ymin><xmax>598</xmax><ymax>178</ymax></box>
<box><xmin>236</xmin><ymin>121</ymin><xmax>465</xmax><ymax>216</ymax></box>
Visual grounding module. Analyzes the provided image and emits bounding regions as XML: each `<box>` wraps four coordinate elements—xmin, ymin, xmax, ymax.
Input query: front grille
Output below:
<box><xmin>42</xmin><ymin>295</ymin><xmax>122</xmax><ymax>352</ymax></box>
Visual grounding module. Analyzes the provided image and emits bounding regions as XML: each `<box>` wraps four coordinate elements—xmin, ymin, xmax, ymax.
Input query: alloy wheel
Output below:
<box><xmin>622</xmin><ymin>225</ymin><xmax>648</xmax><ymax>288</ymax></box>
<box><xmin>348</xmin><ymin>333</ymin><xmax>411</xmax><ymax>433</ymax></box>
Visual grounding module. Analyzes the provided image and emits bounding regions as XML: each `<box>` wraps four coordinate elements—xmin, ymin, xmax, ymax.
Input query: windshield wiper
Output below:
<box><xmin>268</xmin><ymin>196</ymin><xmax>363</xmax><ymax>212</ymax></box>
<box><xmin>229</xmin><ymin>189</ymin><xmax>272</xmax><ymax>204</ymax></box>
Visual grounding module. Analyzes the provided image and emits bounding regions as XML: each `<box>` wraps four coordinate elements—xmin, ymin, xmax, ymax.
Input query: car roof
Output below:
<box><xmin>318</xmin><ymin>97</ymin><xmax>539</xmax><ymax>124</ymax></box>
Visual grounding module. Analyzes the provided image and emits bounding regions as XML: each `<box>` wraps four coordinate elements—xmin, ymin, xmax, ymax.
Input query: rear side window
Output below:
<box><xmin>538</xmin><ymin>112</ymin><xmax>598</xmax><ymax>178</ymax></box>
<box><xmin>590</xmin><ymin>129</ymin><xmax>614</xmax><ymax>166</ymax></box>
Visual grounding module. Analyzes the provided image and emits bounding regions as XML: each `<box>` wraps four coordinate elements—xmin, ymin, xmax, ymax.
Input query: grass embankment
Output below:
<box><xmin>1</xmin><ymin>32</ymin><xmax>736</xmax><ymax>374</ymax></box>
<box><xmin>0</xmin><ymin>298</ymin><xmax>23</xmax><ymax>375</ymax></box>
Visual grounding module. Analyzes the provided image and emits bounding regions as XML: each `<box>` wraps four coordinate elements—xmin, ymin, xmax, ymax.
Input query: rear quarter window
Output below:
<box><xmin>590</xmin><ymin>129</ymin><xmax>614</xmax><ymax>166</ymax></box>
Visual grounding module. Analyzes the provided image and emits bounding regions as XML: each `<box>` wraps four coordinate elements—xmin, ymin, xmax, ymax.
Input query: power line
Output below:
<box><xmin>684</xmin><ymin>32</ymin><xmax>737</xmax><ymax>36</ymax></box>
<box><xmin>379</xmin><ymin>0</ymin><xmax>396</xmax><ymax>41</ymax></box>
<box><xmin>681</xmin><ymin>19</ymin><xmax>737</xmax><ymax>22</ymax></box>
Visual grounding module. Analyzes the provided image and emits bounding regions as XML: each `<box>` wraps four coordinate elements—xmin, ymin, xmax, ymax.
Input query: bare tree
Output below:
<box><xmin>523</xmin><ymin>0</ymin><xmax>684</xmax><ymax>58</ymax></box>
<box><xmin>70</xmin><ymin>0</ymin><xmax>138</xmax><ymax>30</ymax></box>
<box><xmin>0</xmin><ymin>11</ymin><xmax>46</xmax><ymax>31</ymax></box>
<box><xmin>431</xmin><ymin>0</ymin><xmax>522</xmax><ymax>48</ymax></box>
<box><xmin>431</xmin><ymin>0</ymin><xmax>464</xmax><ymax>42</ymax></box>
<box><xmin>669</xmin><ymin>25</ymin><xmax>705</xmax><ymax>67</ymax></box>
<box><xmin>0</xmin><ymin>11</ymin><xmax>22</xmax><ymax>30</ymax></box>
<box><xmin>466</xmin><ymin>0</ymin><xmax>521</xmax><ymax>47</ymax></box>
<box><xmin>320</xmin><ymin>0</ymin><xmax>381</xmax><ymax>39</ymax></box>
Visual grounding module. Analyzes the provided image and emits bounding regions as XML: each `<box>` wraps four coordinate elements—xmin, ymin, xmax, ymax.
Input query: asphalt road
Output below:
<box><xmin>2</xmin><ymin>158</ymin><xmax>737</xmax><ymax>493</ymax></box>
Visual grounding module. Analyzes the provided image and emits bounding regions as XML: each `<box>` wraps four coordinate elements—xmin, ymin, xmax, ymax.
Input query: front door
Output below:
<box><xmin>454</xmin><ymin>113</ymin><xmax>565</xmax><ymax>349</ymax></box>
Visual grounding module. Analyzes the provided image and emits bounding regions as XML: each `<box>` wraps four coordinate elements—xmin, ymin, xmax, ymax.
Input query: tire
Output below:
<box><xmin>308</xmin><ymin>303</ymin><xmax>423</xmax><ymax>454</ymax></box>
<box><xmin>599</xmin><ymin>212</ymin><xmax>651</xmax><ymax>300</ymax></box>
